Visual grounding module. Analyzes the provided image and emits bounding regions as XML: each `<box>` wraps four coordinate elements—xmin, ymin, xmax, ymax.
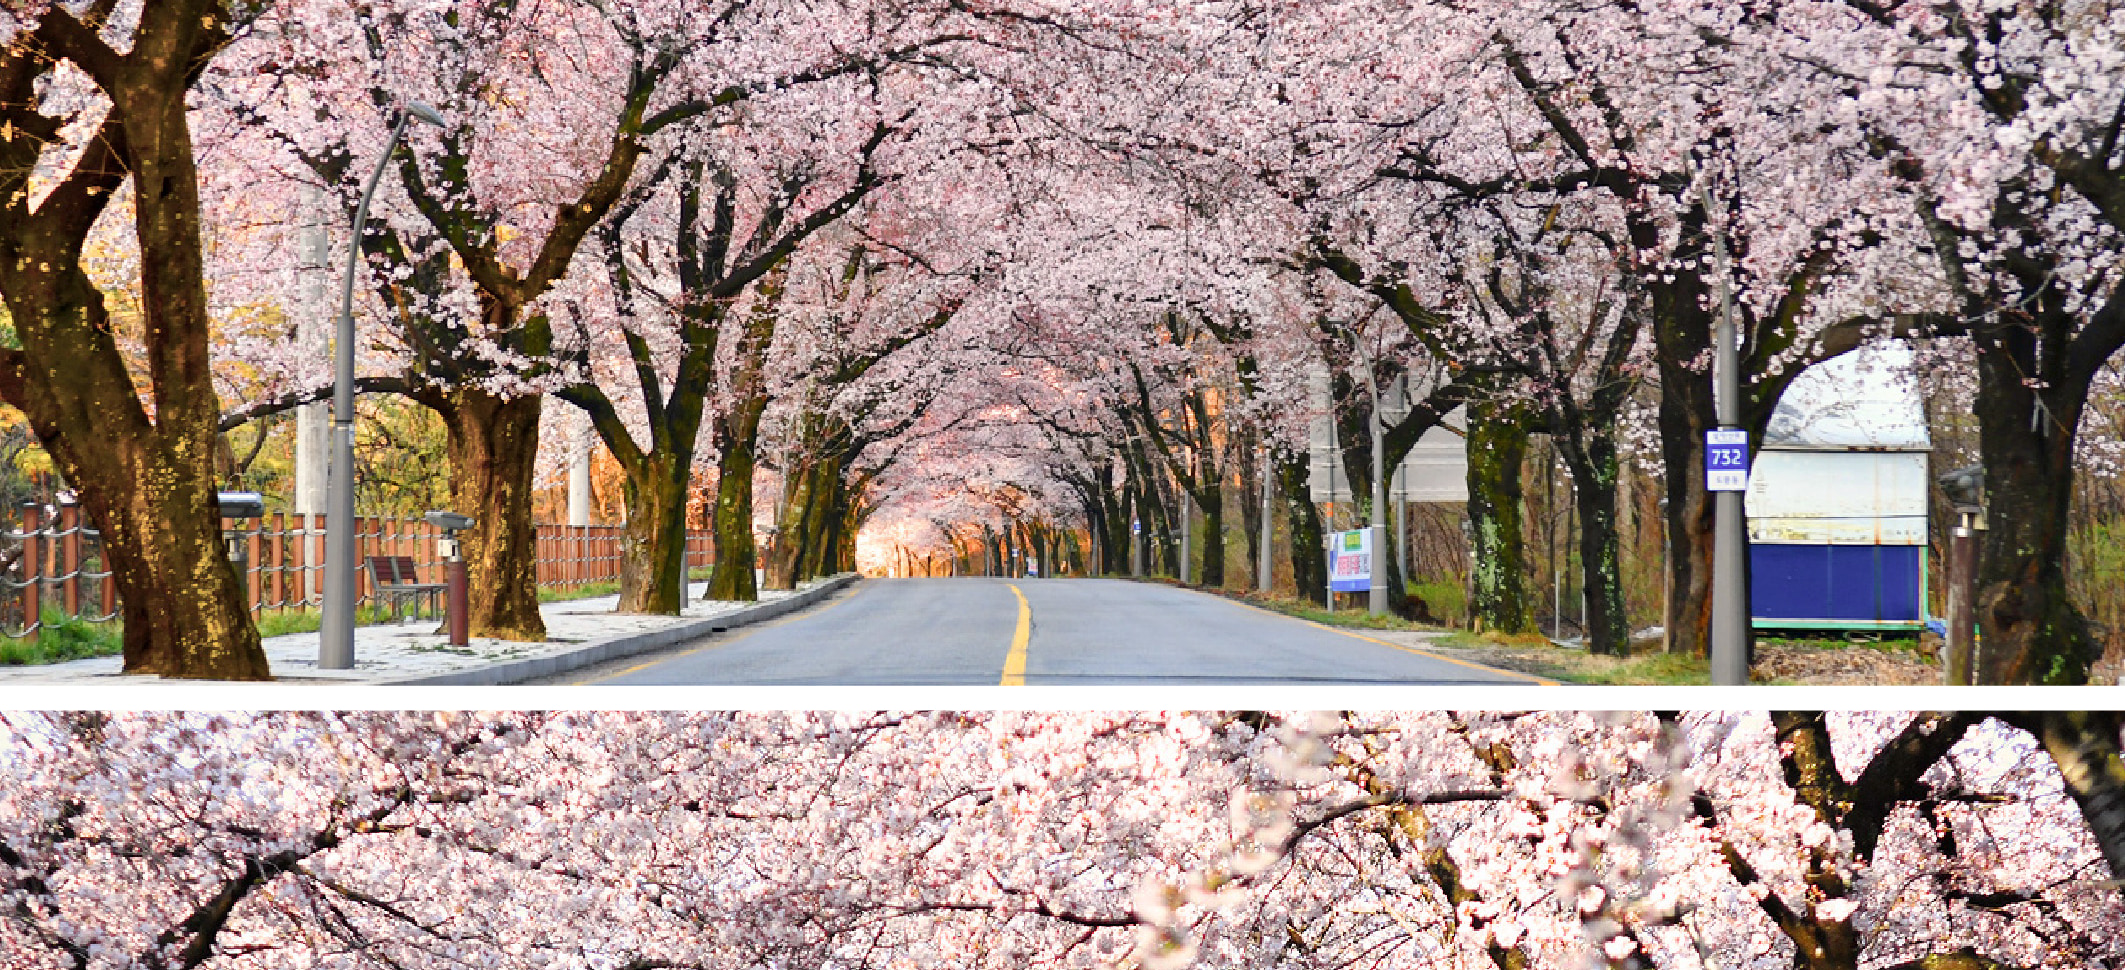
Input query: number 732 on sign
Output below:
<box><xmin>1704</xmin><ymin>428</ymin><xmax>1750</xmax><ymax>492</ymax></box>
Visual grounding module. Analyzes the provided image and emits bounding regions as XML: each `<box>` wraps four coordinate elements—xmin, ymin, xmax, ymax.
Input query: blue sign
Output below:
<box><xmin>1705</xmin><ymin>428</ymin><xmax>1749</xmax><ymax>491</ymax></box>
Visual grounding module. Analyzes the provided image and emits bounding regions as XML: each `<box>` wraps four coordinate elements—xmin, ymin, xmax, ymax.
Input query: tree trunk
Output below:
<box><xmin>1466</xmin><ymin>399</ymin><xmax>1536</xmax><ymax>635</ymax></box>
<box><xmin>706</xmin><ymin>433</ymin><xmax>760</xmax><ymax>601</ymax></box>
<box><xmin>615</xmin><ymin>451</ymin><xmax>691</xmax><ymax>614</ymax></box>
<box><xmin>703</xmin><ymin>264</ymin><xmax>784</xmax><ymax>603</ymax></box>
<box><xmin>1655</xmin><ymin>315</ymin><xmax>1721</xmax><ymax>657</ymax></box>
<box><xmin>1237</xmin><ymin>437</ymin><xmax>1264</xmax><ymax>589</ymax></box>
<box><xmin>438</xmin><ymin>388</ymin><xmax>546</xmax><ymax>640</ymax></box>
<box><xmin>1104</xmin><ymin>474</ymin><xmax>1131</xmax><ymax>575</ymax></box>
<box><xmin>1971</xmin><ymin>337</ymin><xmax>2097</xmax><ymax>684</ymax></box>
<box><xmin>0</xmin><ymin>267</ymin><xmax>267</xmax><ymax>678</ymax></box>
<box><xmin>806</xmin><ymin>461</ymin><xmax>848</xmax><ymax>580</ymax></box>
<box><xmin>1198</xmin><ymin>481</ymin><xmax>1225</xmax><ymax>588</ymax></box>
<box><xmin>2003</xmin><ymin>711</ymin><xmax>2125</xmax><ymax>879</ymax></box>
<box><xmin>797</xmin><ymin>457</ymin><xmax>842</xmax><ymax>582</ymax></box>
<box><xmin>1564</xmin><ymin>438</ymin><xmax>1630</xmax><ymax>656</ymax></box>
<box><xmin>763</xmin><ymin>457</ymin><xmax>815</xmax><ymax>591</ymax></box>
<box><xmin>0</xmin><ymin>25</ymin><xmax>268</xmax><ymax>678</ymax></box>
<box><xmin>1276</xmin><ymin>453</ymin><xmax>1326</xmax><ymax>606</ymax></box>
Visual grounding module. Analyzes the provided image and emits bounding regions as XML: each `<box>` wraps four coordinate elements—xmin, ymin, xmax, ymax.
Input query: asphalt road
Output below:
<box><xmin>558</xmin><ymin>578</ymin><xmax>1545</xmax><ymax>686</ymax></box>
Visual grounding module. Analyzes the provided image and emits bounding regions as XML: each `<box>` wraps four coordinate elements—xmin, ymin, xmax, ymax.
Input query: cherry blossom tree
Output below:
<box><xmin>0</xmin><ymin>2</ymin><xmax>269</xmax><ymax>677</ymax></box>
<box><xmin>1793</xmin><ymin>0</ymin><xmax>2125</xmax><ymax>682</ymax></box>
<box><xmin>5</xmin><ymin>711</ymin><xmax>2123</xmax><ymax>970</ymax></box>
<box><xmin>219</xmin><ymin>0</ymin><xmax>1004</xmax><ymax>636</ymax></box>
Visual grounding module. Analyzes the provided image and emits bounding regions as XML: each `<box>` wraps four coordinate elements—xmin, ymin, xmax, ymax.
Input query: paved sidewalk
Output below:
<box><xmin>0</xmin><ymin>574</ymin><xmax>858</xmax><ymax>685</ymax></box>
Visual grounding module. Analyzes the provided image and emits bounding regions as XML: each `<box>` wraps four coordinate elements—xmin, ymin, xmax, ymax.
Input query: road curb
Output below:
<box><xmin>383</xmin><ymin>573</ymin><xmax>861</xmax><ymax>686</ymax></box>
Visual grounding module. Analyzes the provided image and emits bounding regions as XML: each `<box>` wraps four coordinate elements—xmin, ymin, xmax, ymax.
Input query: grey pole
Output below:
<box><xmin>1700</xmin><ymin>169</ymin><xmax>1750</xmax><ymax>685</ymax></box>
<box><xmin>294</xmin><ymin>184</ymin><xmax>330</xmax><ymax>517</ymax></box>
<box><xmin>1257</xmin><ymin>447</ymin><xmax>1273</xmax><ymax>593</ymax></box>
<box><xmin>1367</xmin><ymin>360</ymin><xmax>1388</xmax><ymax>616</ymax></box>
<box><xmin>321</xmin><ymin>101</ymin><xmax>445</xmax><ymax>669</ymax></box>
<box><xmin>1396</xmin><ymin>492</ymin><xmax>1408</xmax><ymax>580</ymax></box>
<box><xmin>1325</xmin><ymin>421</ymin><xmax>1339</xmax><ymax>611</ymax></box>
<box><xmin>1179</xmin><ymin>447</ymin><xmax>1193</xmax><ymax>585</ymax></box>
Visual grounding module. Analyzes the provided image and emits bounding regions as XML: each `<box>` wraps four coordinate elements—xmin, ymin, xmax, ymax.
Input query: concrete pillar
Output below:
<box><xmin>568</xmin><ymin>421</ymin><xmax>593</xmax><ymax>527</ymax></box>
<box><xmin>293</xmin><ymin>184</ymin><xmax>330</xmax><ymax>515</ymax></box>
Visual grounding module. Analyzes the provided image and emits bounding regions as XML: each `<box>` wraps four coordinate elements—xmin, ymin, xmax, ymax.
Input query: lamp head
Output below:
<box><xmin>1936</xmin><ymin>464</ymin><xmax>1984</xmax><ymax>511</ymax></box>
<box><xmin>405</xmin><ymin>100</ymin><xmax>447</xmax><ymax>128</ymax></box>
<box><xmin>214</xmin><ymin>491</ymin><xmax>265</xmax><ymax>520</ymax></box>
<box><xmin>424</xmin><ymin>510</ymin><xmax>474</xmax><ymax>533</ymax></box>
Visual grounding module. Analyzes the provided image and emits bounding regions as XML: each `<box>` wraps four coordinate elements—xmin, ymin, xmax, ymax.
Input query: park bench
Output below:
<box><xmin>364</xmin><ymin>555</ymin><xmax>444</xmax><ymax>624</ymax></box>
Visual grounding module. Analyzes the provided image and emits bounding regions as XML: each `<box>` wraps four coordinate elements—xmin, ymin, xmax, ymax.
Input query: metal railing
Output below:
<box><xmin>0</xmin><ymin>504</ymin><xmax>715</xmax><ymax>641</ymax></box>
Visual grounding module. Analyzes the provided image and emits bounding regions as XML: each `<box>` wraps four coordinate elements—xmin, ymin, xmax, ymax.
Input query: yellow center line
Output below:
<box><xmin>1000</xmin><ymin>583</ymin><xmax>1031</xmax><ymax>686</ymax></box>
<box><xmin>1223</xmin><ymin>596</ymin><xmax>1557</xmax><ymax>686</ymax></box>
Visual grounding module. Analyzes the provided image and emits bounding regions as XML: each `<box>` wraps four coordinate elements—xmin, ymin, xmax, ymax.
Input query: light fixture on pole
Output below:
<box><xmin>321</xmin><ymin>99</ymin><xmax>447</xmax><ymax>669</ymax></box>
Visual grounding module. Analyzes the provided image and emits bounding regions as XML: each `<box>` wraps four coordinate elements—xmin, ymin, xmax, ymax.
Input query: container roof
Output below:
<box><xmin>1762</xmin><ymin>341</ymin><xmax>1932</xmax><ymax>451</ymax></box>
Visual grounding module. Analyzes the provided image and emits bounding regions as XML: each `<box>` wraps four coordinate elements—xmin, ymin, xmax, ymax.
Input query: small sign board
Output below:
<box><xmin>1705</xmin><ymin>428</ymin><xmax>1750</xmax><ymax>492</ymax></box>
<box><xmin>1328</xmin><ymin>529</ymin><xmax>1373</xmax><ymax>593</ymax></box>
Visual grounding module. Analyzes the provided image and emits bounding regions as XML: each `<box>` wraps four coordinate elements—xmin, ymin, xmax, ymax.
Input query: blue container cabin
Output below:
<box><xmin>1745</xmin><ymin>345</ymin><xmax>1931</xmax><ymax>633</ymax></box>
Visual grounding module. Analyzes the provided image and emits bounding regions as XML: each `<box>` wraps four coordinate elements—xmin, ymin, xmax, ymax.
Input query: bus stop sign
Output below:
<box><xmin>1705</xmin><ymin>428</ymin><xmax>1750</xmax><ymax>491</ymax></box>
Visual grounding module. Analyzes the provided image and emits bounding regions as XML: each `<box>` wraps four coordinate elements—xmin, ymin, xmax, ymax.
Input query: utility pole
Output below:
<box><xmin>293</xmin><ymin>184</ymin><xmax>329</xmax><ymax>518</ymax></box>
<box><xmin>1258</xmin><ymin>447</ymin><xmax>1273</xmax><ymax>593</ymax></box>
<box><xmin>1179</xmin><ymin>446</ymin><xmax>1193</xmax><ymax>585</ymax></box>
<box><xmin>1700</xmin><ymin>167</ymin><xmax>1750</xmax><ymax>685</ymax></box>
<box><xmin>1366</xmin><ymin>356</ymin><xmax>1387</xmax><ymax>616</ymax></box>
<box><xmin>1939</xmin><ymin>465</ymin><xmax>1984</xmax><ymax>684</ymax></box>
<box><xmin>567</xmin><ymin>420</ymin><xmax>592</xmax><ymax>527</ymax></box>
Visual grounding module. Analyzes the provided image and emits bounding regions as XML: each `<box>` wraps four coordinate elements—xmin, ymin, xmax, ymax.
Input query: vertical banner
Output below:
<box><xmin>1328</xmin><ymin>529</ymin><xmax>1372</xmax><ymax>593</ymax></box>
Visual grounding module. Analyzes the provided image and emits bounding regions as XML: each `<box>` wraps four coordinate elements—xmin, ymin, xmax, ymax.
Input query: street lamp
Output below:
<box><xmin>1937</xmin><ymin>465</ymin><xmax>1985</xmax><ymax>684</ymax></box>
<box><xmin>321</xmin><ymin>99</ymin><xmax>447</xmax><ymax>670</ymax></box>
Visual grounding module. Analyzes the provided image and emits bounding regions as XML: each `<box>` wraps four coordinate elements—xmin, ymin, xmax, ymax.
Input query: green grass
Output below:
<box><xmin>254</xmin><ymin>604</ymin><xmax>414</xmax><ymax>638</ymax></box>
<box><xmin>0</xmin><ymin>607</ymin><xmax>124</xmax><ymax>665</ymax></box>
<box><xmin>1428</xmin><ymin>629</ymin><xmax>1711</xmax><ymax>685</ymax></box>
<box><xmin>538</xmin><ymin>580</ymin><xmax>620</xmax><ymax>603</ymax></box>
<box><xmin>1564</xmin><ymin>651</ymin><xmax>1711</xmax><ymax>686</ymax></box>
<box><xmin>1246</xmin><ymin>594</ymin><xmax>1443</xmax><ymax>632</ymax></box>
<box><xmin>1408</xmin><ymin>578</ymin><xmax>1468</xmax><ymax>628</ymax></box>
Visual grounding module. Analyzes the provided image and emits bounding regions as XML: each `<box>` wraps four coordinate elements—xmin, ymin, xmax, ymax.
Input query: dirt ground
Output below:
<box><xmin>1405</xmin><ymin>633</ymin><xmax>1943</xmax><ymax>686</ymax></box>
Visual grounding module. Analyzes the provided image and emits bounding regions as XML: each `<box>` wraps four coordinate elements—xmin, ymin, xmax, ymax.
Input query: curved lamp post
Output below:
<box><xmin>321</xmin><ymin>100</ymin><xmax>446</xmax><ymax>669</ymax></box>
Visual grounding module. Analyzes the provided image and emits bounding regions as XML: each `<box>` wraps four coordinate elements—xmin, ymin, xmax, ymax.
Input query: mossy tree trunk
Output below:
<box><xmin>1465</xmin><ymin>399</ymin><xmax>1536</xmax><ymax>636</ymax></box>
<box><xmin>704</xmin><ymin>269</ymin><xmax>786</xmax><ymax>602</ymax></box>
<box><xmin>1275</xmin><ymin>451</ymin><xmax>1326</xmax><ymax>606</ymax></box>
<box><xmin>1561</xmin><ymin>437</ymin><xmax>1629</xmax><ymax>654</ymax></box>
<box><xmin>706</xmin><ymin>424</ymin><xmax>763</xmax><ymax>602</ymax></box>
<box><xmin>432</xmin><ymin>387</ymin><xmax>548</xmax><ymax>640</ymax></box>
<box><xmin>0</xmin><ymin>8</ymin><xmax>265</xmax><ymax>677</ymax></box>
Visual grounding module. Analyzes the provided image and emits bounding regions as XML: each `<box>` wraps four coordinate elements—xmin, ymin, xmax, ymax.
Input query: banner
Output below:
<box><xmin>1329</xmin><ymin>529</ymin><xmax>1372</xmax><ymax>593</ymax></box>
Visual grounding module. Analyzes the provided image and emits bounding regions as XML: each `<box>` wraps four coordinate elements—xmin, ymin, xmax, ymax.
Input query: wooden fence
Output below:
<box><xmin>0</xmin><ymin>502</ymin><xmax>714</xmax><ymax>639</ymax></box>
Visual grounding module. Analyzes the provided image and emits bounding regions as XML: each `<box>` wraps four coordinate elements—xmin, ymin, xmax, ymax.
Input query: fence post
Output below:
<box><xmin>353</xmin><ymin>514</ymin><xmax>367</xmax><ymax>610</ymax></box>
<box><xmin>18</xmin><ymin>502</ymin><xmax>40</xmax><ymax>642</ymax></box>
<box><xmin>99</xmin><ymin>526</ymin><xmax>116</xmax><ymax>619</ymax></box>
<box><xmin>268</xmin><ymin>513</ymin><xmax>286</xmax><ymax>614</ymax></box>
<box><xmin>311</xmin><ymin>511</ymin><xmax>325</xmax><ymax>610</ymax></box>
<box><xmin>246</xmin><ymin>517</ymin><xmax>262</xmax><ymax>616</ymax></box>
<box><xmin>60</xmin><ymin>501</ymin><xmax>80</xmax><ymax>618</ymax></box>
